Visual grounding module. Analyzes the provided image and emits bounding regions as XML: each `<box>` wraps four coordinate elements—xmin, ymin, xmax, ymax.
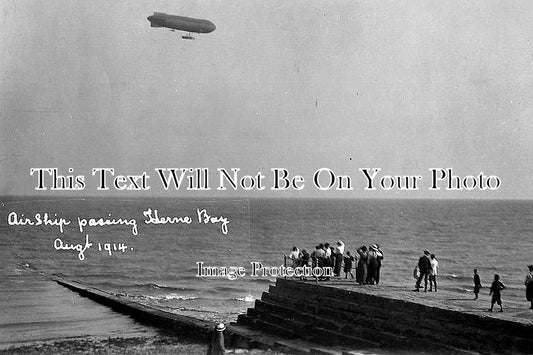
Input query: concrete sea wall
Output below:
<box><xmin>237</xmin><ymin>278</ymin><xmax>533</xmax><ymax>354</ymax></box>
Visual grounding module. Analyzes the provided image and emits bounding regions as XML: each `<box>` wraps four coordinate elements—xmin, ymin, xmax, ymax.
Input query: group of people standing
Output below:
<box><xmin>474</xmin><ymin>265</ymin><xmax>533</xmax><ymax>312</ymax></box>
<box><xmin>472</xmin><ymin>270</ymin><xmax>507</xmax><ymax>312</ymax></box>
<box><xmin>413</xmin><ymin>250</ymin><xmax>439</xmax><ymax>292</ymax></box>
<box><xmin>286</xmin><ymin>245</ymin><xmax>533</xmax><ymax>312</ymax></box>
<box><xmin>285</xmin><ymin>241</ymin><xmax>384</xmax><ymax>283</ymax></box>
<box><xmin>354</xmin><ymin>244</ymin><xmax>384</xmax><ymax>285</ymax></box>
<box><xmin>413</xmin><ymin>252</ymin><xmax>533</xmax><ymax>312</ymax></box>
<box><xmin>209</xmin><ymin>262</ymin><xmax>533</xmax><ymax>354</ymax></box>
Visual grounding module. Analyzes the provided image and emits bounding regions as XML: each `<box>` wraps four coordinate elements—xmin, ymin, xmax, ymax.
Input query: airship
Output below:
<box><xmin>147</xmin><ymin>12</ymin><xmax>216</xmax><ymax>40</ymax></box>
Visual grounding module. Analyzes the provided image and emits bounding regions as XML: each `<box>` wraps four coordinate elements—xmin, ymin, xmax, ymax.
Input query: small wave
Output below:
<box><xmin>136</xmin><ymin>282</ymin><xmax>166</xmax><ymax>289</ymax></box>
<box><xmin>92</xmin><ymin>281</ymin><xmax>197</xmax><ymax>293</ymax></box>
<box><xmin>141</xmin><ymin>293</ymin><xmax>200</xmax><ymax>302</ymax></box>
<box><xmin>15</xmin><ymin>262</ymin><xmax>38</xmax><ymax>271</ymax></box>
<box><xmin>163</xmin><ymin>294</ymin><xmax>199</xmax><ymax>301</ymax></box>
<box><xmin>233</xmin><ymin>295</ymin><xmax>255</xmax><ymax>302</ymax></box>
<box><xmin>440</xmin><ymin>274</ymin><xmax>472</xmax><ymax>283</ymax></box>
<box><xmin>166</xmin><ymin>306</ymin><xmax>220</xmax><ymax>314</ymax></box>
<box><xmin>133</xmin><ymin>282</ymin><xmax>196</xmax><ymax>292</ymax></box>
<box><xmin>442</xmin><ymin>287</ymin><xmax>471</xmax><ymax>294</ymax></box>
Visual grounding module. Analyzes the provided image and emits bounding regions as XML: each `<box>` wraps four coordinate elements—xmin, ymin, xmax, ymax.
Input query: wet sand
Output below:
<box><xmin>0</xmin><ymin>276</ymin><xmax>160</xmax><ymax>346</ymax></box>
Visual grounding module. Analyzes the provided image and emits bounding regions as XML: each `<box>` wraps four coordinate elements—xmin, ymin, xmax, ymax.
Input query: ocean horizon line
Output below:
<box><xmin>1</xmin><ymin>194</ymin><xmax>532</xmax><ymax>203</ymax></box>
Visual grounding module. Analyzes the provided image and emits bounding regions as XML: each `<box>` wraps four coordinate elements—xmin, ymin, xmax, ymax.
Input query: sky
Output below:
<box><xmin>1</xmin><ymin>0</ymin><xmax>533</xmax><ymax>199</ymax></box>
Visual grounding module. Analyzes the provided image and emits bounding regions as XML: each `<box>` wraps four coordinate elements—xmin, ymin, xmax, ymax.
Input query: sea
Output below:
<box><xmin>0</xmin><ymin>197</ymin><xmax>532</xmax><ymax>349</ymax></box>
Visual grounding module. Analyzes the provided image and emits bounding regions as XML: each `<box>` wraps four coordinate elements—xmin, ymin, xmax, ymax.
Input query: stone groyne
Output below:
<box><xmin>237</xmin><ymin>278</ymin><xmax>533</xmax><ymax>354</ymax></box>
<box><xmin>52</xmin><ymin>277</ymin><xmax>280</xmax><ymax>351</ymax></box>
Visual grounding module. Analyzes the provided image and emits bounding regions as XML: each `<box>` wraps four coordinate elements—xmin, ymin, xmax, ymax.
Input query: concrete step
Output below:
<box><xmin>266</xmin><ymin>286</ymin><xmax>390</xmax><ymax>322</ymax></box>
<box><xmin>273</xmin><ymin>338</ymin><xmax>357</xmax><ymax>355</ymax></box>
<box><xmin>246</xmin><ymin>307</ymin><xmax>258</xmax><ymax>317</ymax></box>
<box><xmin>273</xmin><ymin>341</ymin><xmax>311</xmax><ymax>355</ymax></box>
<box><xmin>311</xmin><ymin>327</ymin><xmax>381</xmax><ymax>349</ymax></box>
<box><xmin>254</xmin><ymin>298</ymin><xmax>407</xmax><ymax>347</ymax></box>
<box><xmin>236</xmin><ymin>314</ymin><xmax>257</xmax><ymax>327</ymax></box>
<box><xmin>265</xmin><ymin>284</ymin><xmax>513</xmax><ymax>351</ymax></box>
<box><xmin>251</xmin><ymin>309</ymin><xmax>310</xmax><ymax>338</ymax></box>
<box><xmin>273</xmin><ymin>279</ymin><xmax>533</xmax><ymax>340</ymax></box>
<box><xmin>260</xmin><ymin>287</ymin><xmax>487</xmax><ymax>352</ymax></box>
<box><xmin>262</xmin><ymin>290</ymin><xmax>394</xmax><ymax>335</ymax></box>
<box><xmin>255</xmin><ymin>299</ymin><xmax>343</xmax><ymax>331</ymax></box>
<box><xmin>262</xmin><ymin>290</ymin><xmax>321</xmax><ymax>316</ymax></box>
<box><xmin>254</xmin><ymin>319</ymin><xmax>297</xmax><ymax>339</ymax></box>
<box><xmin>247</xmin><ymin>279</ymin><xmax>533</xmax><ymax>354</ymax></box>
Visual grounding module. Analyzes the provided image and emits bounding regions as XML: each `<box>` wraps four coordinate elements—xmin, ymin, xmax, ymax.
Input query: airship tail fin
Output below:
<box><xmin>150</xmin><ymin>22</ymin><xmax>162</xmax><ymax>27</ymax></box>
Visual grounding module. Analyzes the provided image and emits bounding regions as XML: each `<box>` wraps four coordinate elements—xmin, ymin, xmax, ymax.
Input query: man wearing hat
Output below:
<box><xmin>206</xmin><ymin>323</ymin><xmax>226</xmax><ymax>355</ymax></box>
<box><xmin>414</xmin><ymin>250</ymin><xmax>431</xmax><ymax>292</ymax></box>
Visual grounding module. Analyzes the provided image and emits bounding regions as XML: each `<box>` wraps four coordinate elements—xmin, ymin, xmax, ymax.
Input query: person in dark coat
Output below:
<box><xmin>333</xmin><ymin>240</ymin><xmax>345</xmax><ymax>277</ymax></box>
<box><xmin>375</xmin><ymin>244</ymin><xmax>384</xmax><ymax>285</ymax></box>
<box><xmin>356</xmin><ymin>246</ymin><xmax>368</xmax><ymax>285</ymax></box>
<box><xmin>343</xmin><ymin>251</ymin><xmax>355</xmax><ymax>279</ymax></box>
<box><xmin>366</xmin><ymin>245</ymin><xmax>379</xmax><ymax>285</ymax></box>
<box><xmin>299</xmin><ymin>249</ymin><xmax>311</xmax><ymax>281</ymax></box>
<box><xmin>525</xmin><ymin>265</ymin><xmax>533</xmax><ymax>310</ymax></box>
<box><xmin>414</xmin><ymin>250</ymin><xmax>431</xmax><ymax>292</ymax></box>
<box><xmin>206</xmin><ymin>323</ymin><xmax>226</xmax><ymax>355</ymax></box>
<box><xmin>473</xmin><ymin>269</ymin><xmax>482</xmax><ymax>300</ymax></box>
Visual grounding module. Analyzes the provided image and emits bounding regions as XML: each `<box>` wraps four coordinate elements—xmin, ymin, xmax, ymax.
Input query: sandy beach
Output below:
<box><xmin>0</xmin><ymin>335</ymin><xmax>277</xmax><ymax>355</ymax></box>
<box><xmin>0</xmin><ymin>335</ymin><xmax>203</xmax><ymax>355</ymax></box>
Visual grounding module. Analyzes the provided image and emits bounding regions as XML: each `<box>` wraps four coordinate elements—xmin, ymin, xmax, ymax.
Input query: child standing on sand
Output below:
<box><xmin>489</xmin><ymin>274</ymin><xmax>505</xmax><ymax>312</ymax></box>
<box><xmin>473</xmin><ymin>269</ymin><xmax>482</xmax><ymax>300</ymax></box>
